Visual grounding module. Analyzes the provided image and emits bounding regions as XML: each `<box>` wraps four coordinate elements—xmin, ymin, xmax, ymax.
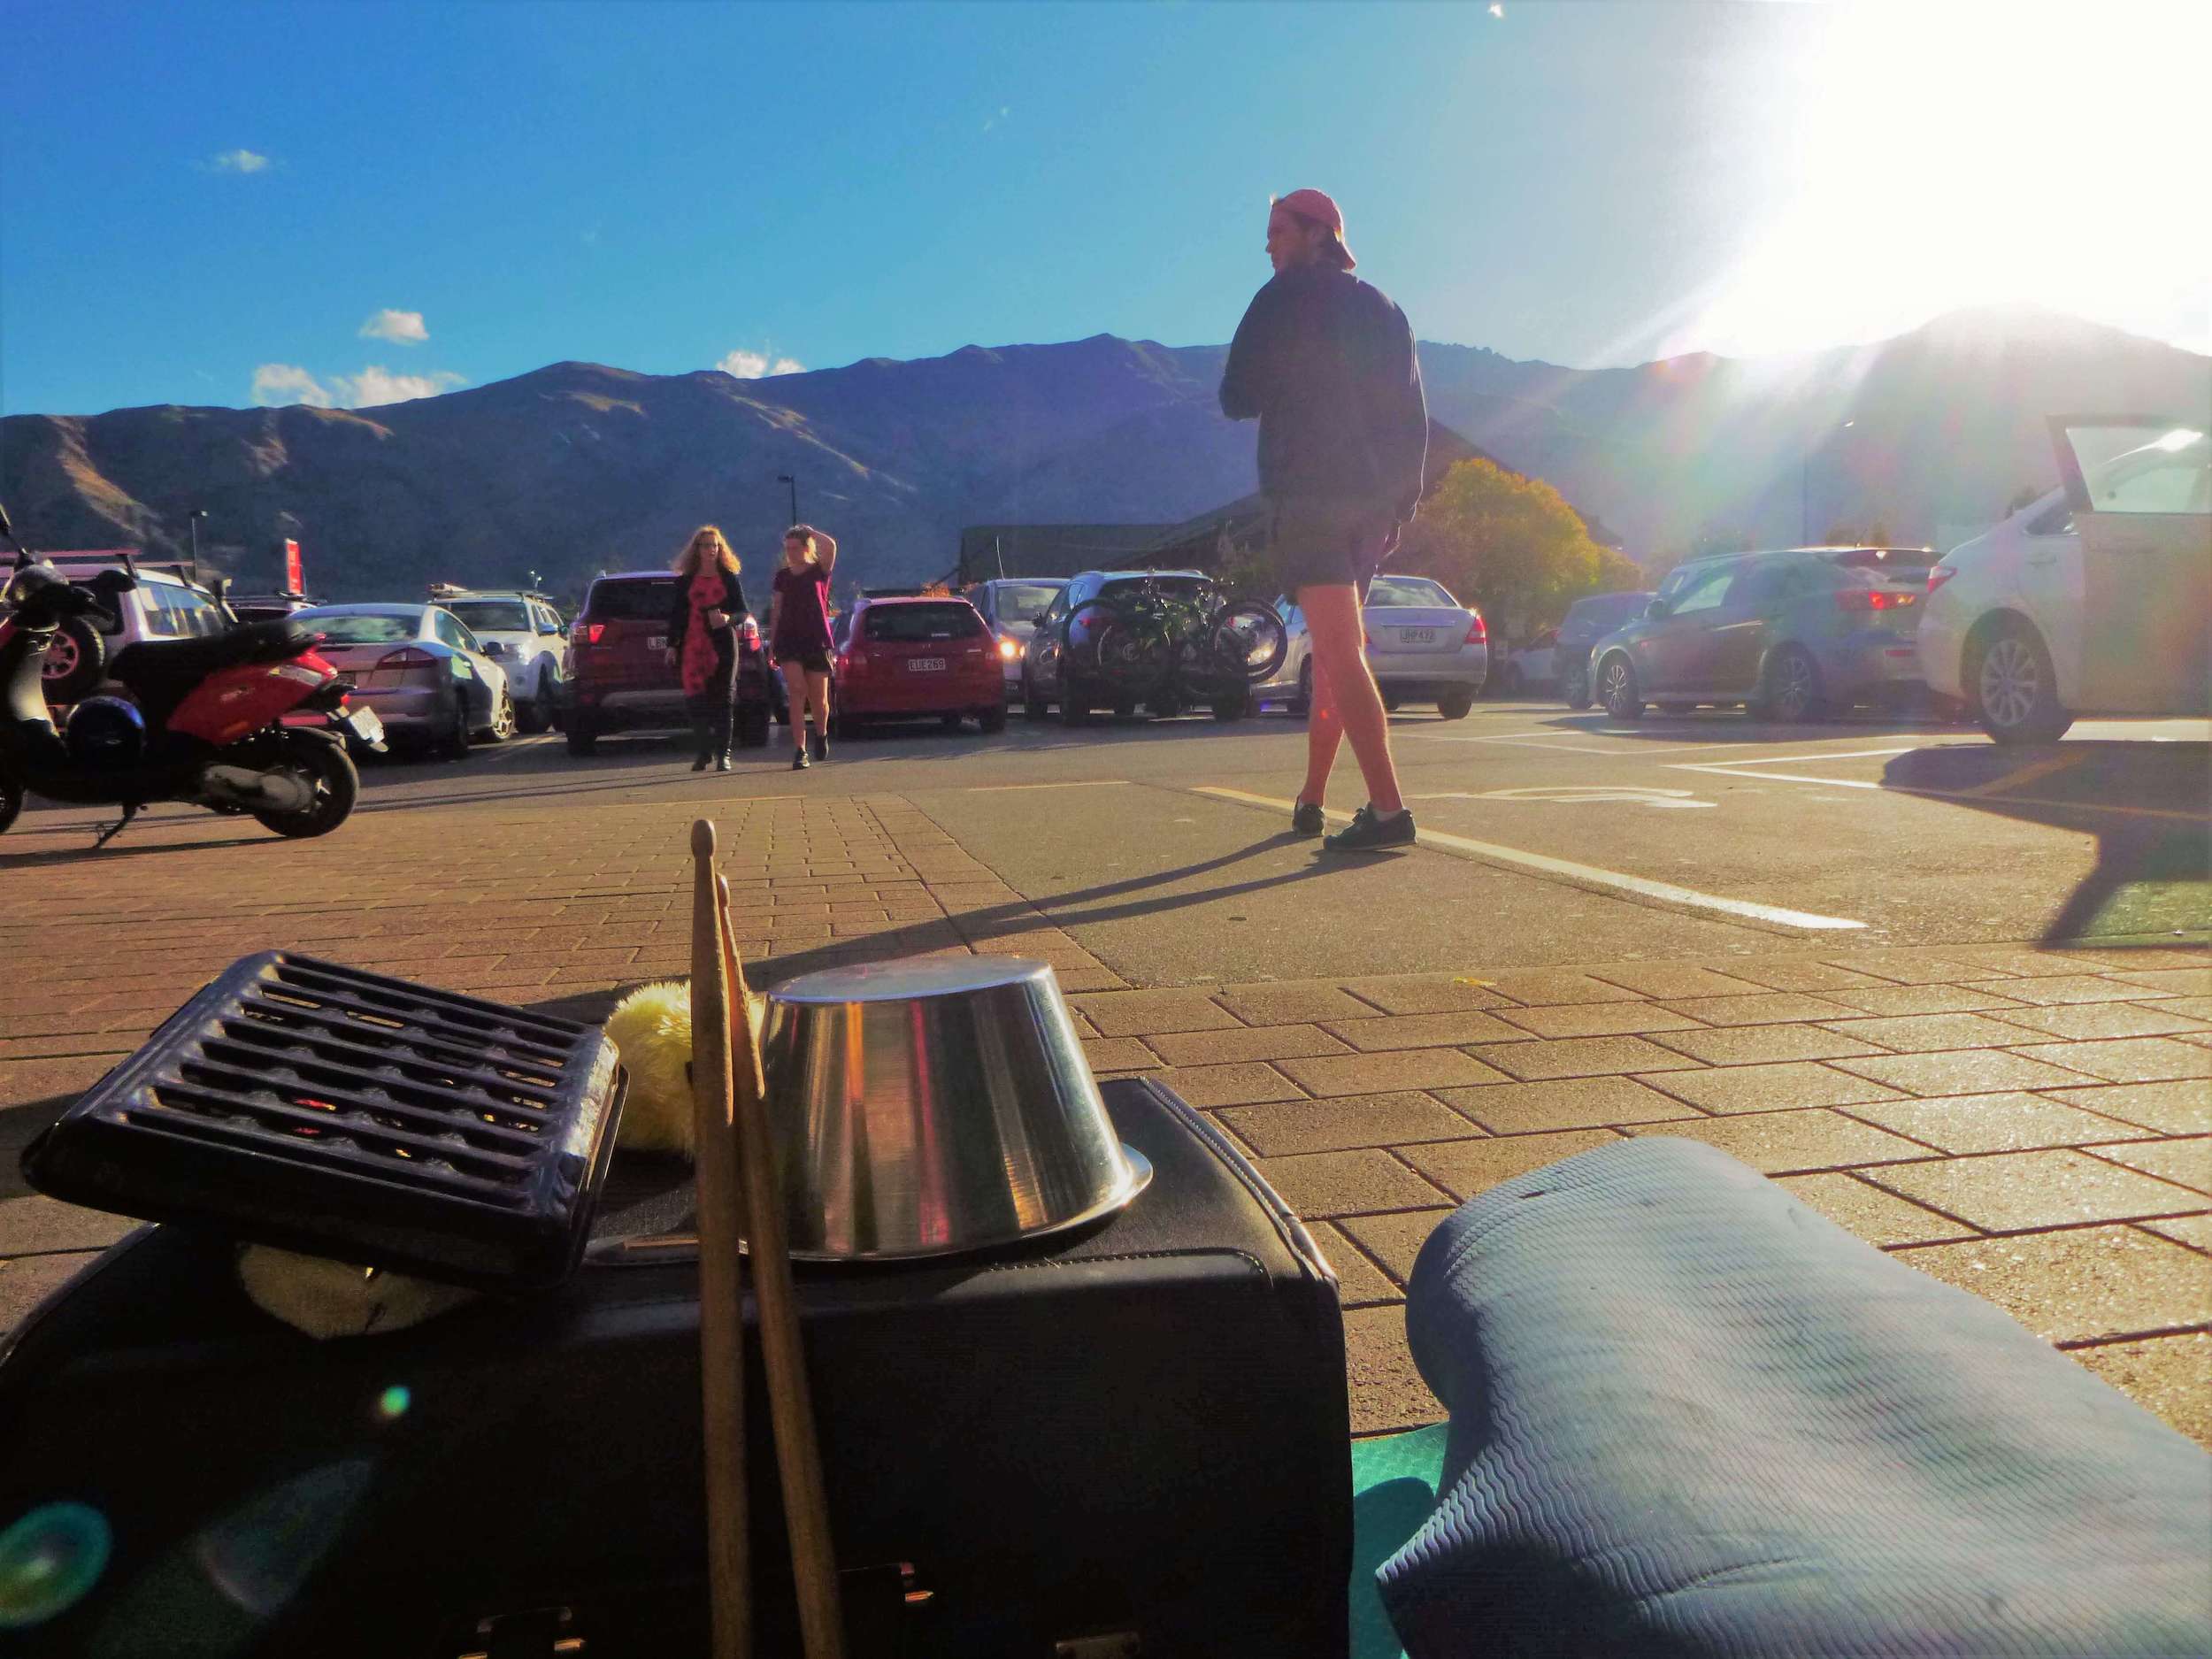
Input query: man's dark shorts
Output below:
<box><xmin>1265</xmin><ymin>496</ymin><xmax>1399</xmax><ymax>595</ymax></box>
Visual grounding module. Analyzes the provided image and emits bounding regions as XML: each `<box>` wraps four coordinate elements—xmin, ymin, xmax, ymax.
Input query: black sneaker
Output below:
<box><xmin>792</xmin><ymin>749</ymin><xmax>810</xmax><ymax>771</ymax></box>
<box><xmin>810</xmin><ymin>728</ymin><xmax>828</xmax><ymax>762</ymax></box>
<box><xmin>1291</xmin><ymin>800</ymin><xmax>1325</xmax><ymax>836</ymax></box>
<box><xmin>1323</xmin><ymin>804</ymin><xmax>1415</xmax><ymax>853</ymax></box>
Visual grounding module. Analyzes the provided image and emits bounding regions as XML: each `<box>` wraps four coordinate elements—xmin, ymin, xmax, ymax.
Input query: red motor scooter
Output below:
<box><xmin>0</xmin><ymin>504</ymin><xmax>380</xmax><ymax>846</ymax></box>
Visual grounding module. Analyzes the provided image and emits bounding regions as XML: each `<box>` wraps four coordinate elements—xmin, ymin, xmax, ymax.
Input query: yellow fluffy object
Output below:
<box><xmin>603</xmin><ymin>979</ymin><xmax>764</xmax><ymax>1159</ymax></box>
<box><xmin>236</xmin><ymin>1245</ymin><xmax>478</xmax><ymax>1340</ymax></box>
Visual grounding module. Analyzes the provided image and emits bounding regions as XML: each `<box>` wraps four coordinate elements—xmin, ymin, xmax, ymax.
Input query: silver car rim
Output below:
<box><xmin>493</xmin><ymin>692</ymin><xmax>516</xmax><ymax>740</ymax></box>
<box><xmin>1979</xmin><ymin>637</ymin><xmax>2039</xmax><ymax>729</ymax></box>
<box><xmin>1602</xmin><ymin>659</ymin><xmax>1632</xmax><ymax>708</ymax></box>
<box><xmin>1775</xmin><ymin>652</ymin><xmax>1814</xmax><ymax>718</ymax></box>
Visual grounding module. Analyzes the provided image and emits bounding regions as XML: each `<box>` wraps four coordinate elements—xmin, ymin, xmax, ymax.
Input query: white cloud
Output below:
<box><xmin>212</xmin><ymin>148</ymin><xmax>271</xmax><ymax>173</ymax></box>
<box><xmin>359</xmin><ymin>309</ymin><xmax>428</xmax><ymax>344</ymax></box>
<box><xmin>249</xmin><ymin>362</ymin><xmax>465</xmax><ymax>409</ymax></box>
<box><xmin>717</xmin><ymin>349</ymin><xmax>805</xmax><ymax>379</ymax></box>
<box><xmin>331</xmin><ymin>366</ymin><xmax>466</xmax><ymax>407</ymax></box>
<box><xmin>251</xmin><ymin>364</ymin><xmax>333</xmax><ymax>408</ymax></box>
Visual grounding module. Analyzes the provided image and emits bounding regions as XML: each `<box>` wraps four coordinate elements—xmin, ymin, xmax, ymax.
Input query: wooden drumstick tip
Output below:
<box><xmin>692</xmin><ymin>818</ymin><xmax>718</xmax><ymax>860</ymax></box>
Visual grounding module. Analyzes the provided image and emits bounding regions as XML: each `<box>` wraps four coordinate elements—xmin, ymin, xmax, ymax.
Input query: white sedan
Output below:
<box><xmin>1256</xmin><ymin>573</ymin><xmax>1489</xmax><ymax>718</ymax></box>
<box><xmin>1922</xmin><ymin>418</ymin><xmax>2210</xmax><ymax>742</ymax></box>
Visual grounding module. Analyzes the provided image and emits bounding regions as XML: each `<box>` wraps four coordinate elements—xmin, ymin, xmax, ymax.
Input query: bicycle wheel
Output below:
<box><xmin>1206</xmin><ymin>601</ymin><xmax>1289</xmax><ymax>682</ymax></box>
<box><xmin>1090</xmin><ymin>617</ymin><xmax>1173</xmax><ymax>693</ymax></box>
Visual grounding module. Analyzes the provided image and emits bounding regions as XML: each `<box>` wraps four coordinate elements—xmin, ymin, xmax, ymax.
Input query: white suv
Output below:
<box><xmin>432</xmin><ymin>588</ymin><xmax>570</xmax><ymax>732</ymax></box>
<box><xmin>15</xmin><ymin>552</ymin><xmax>231</xmax><ymax>703</ymax></box>
<box><xmin>1922</xmin><ymin>418</ymin><xmax>2210</xmax><ymax>743</ymax></box>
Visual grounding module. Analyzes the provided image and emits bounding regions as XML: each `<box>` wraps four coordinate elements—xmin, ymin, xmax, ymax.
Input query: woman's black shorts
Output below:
<box><xmin>778</xmin><ymin>649</ymin><xmax>832</xmax><ymax>674</ymax></box>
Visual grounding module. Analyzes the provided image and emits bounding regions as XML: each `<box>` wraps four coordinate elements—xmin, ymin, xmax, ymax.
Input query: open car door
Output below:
<box><xmin>2049</xmin><ymin>416</ymin><xmax>2212</xmax><ymax>715</ymax></box>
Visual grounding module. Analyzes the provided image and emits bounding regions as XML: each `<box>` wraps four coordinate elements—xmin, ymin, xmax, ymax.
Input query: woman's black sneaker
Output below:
<box><xmin>810</xmin><ymin>728</ymin><xmax>828</xmax><ymax>762</ymax></box>
<box><xmin>1291</xmin><ymin>800</ymin><xmax>1325</xmax><ymax>836</ymax></box>
<box><xmin>792</xmin><ymin>749</ymin><xmax>810</xmax><ymax>771</ymax></box>
<box><xmin>1322</xmin><ymin>803</ymin><xmax>1416</xmax><ymax>852</ymax></box>
<box><xmin>692</xmin><ymin>752</ymin><xmax>710</xmax><ymax>772</ymax></box>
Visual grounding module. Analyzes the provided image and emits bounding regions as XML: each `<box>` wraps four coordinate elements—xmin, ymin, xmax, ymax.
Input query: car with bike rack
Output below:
<box><xmin>1021</xmin><ymin>569</ymin><xmax>1286</xmax><ymax>726</ymax></box>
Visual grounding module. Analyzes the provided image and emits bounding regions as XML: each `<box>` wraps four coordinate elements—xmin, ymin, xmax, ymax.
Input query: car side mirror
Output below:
<box><xmin>1645</xmin><ymin>598</ymin><xmax>1671</xmax><ymax>619</ymax></box>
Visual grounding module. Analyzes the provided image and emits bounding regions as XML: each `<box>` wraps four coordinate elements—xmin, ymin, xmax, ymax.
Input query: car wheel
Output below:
<box><xmin>1022</xmin><ymin>672</ymin><xmax>1048</xmax><ymax>722</ymax></box>
<box><xmin>1503</xmin><ymin>665</ymin><xmax>1524</xmax><ymax>696</ymax></box>
<box><xmin>484</xmin><ymin>687</ymin><xmax>517</xmax><ymax>741</ymax></box>
<box><xmin>438</xmin><ymin>694</ymin><xmax>472</xmax><ymax>760</ymax></box>
<box><xmin>1060</xmin><ymin>679</ymin><xmax>1094</xmax><ymax>726</ymax></box>
<box><xmin>1437</xmin><ymin>687</ymin><xmax>1475</xmax><ymax>720</ymax></box>
<box><xmin>737</xmin><ymin>702</ymin><xmax>772</xmax><ymax>749</ymax></box>
<box><xmin>1288</xmin><ymin>658</ymin><xmax>1312</xmax><ymax>718</ymax></box>
<box><xmin>1755</xmin><ymin>645</ymin><xmax>1825</xmax><ymax>723</ymax></box>
<box><xmin>1381</xmin><ymin>691</ymin><xmax>1402</xmax><ymax>713</ymax></box>
<box><xmin>1598</xmin><ymin>654</ymin><xmax>1643</xmax><ymax>721</ymax></box>
<box><xmin>0</xmin><ymin>772</ymin><xmax>22</xmax><ymax>836</ymax></box>
<box><xmin>1210</xmin><ymin>687</ymin><xmax>1250</xmax><ymax>721</ymax></box>
<box><xmin>941</xmin><ymin>711</ymin><xmax>964</xmax><ymax>732</ymax></box>
<box><xmin>1563</xmin><ymin>661</ymin><xmax>1593</xmax><ymax>710</ymax></box>
<box><xmin>978</xmin><ymin>703</ymin><xmax>1008</xmax><ymax>734</ymax></box>
<box><xmin>565</xmin><ymin>711</ymin><xmax>597</xmax><ymax>756</ymax></box>
<box><xmin>1969</xmin><ymin>618</ymin><xmax>2072</xmax><ymax>745</ymax></box>
<box><xmin>517</xmin><ymin>672</ymin><xmax>553</xmax><ymax>733</ymax></box>
<box><xmin>1112</xmin><ymin>698</ymin><xmax>1138</xmax><ymax>720</ymax></box>
<box><xmin>252</xmin><ymin>732</ymin><xmax>360</xmax><ymax>839</ymax></box>
<box><xmin>40</xmin><ymin>616</ymin><xmax>106</xmax><ymax>703</ymax></box>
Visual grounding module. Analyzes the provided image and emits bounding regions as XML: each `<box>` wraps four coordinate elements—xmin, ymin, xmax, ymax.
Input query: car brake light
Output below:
<box><xmin>740</xmin><ymin>618</ymin><xmax>760</xmax><ymax>647</ymax></box>
<box><xmin>1464</xmin><ymin>613</ymin><xmax>1487</xmax><ymax>644</ymax></box>
<box><xmin>1835</xmin><ymin>589</ymin><xmax>1916</xmax><ymax>612</ymax></box>
<box><xmin>582</xmin><ymin>623</ymin><xmax>606</xmax><ymax>644</ymax></box>
<box><xmin>1927</xmin><ymin>565</ymin><xmax>1957</xmax><ymax>595</ymax></box>
<box><xmin>841</xmin><ymin>649</ymin><xmax>866</xmax><ymax>676</ymax></box>
<box><xmin>377</xmin><ymin>648</ymin><xmax>437</xmax><ymax>667</ymax></box>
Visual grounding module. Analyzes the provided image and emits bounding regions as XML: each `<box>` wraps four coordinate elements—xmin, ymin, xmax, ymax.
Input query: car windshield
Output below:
<box><xmin>587</xmin><ymin>580</ymin><xmax>675</xmax><ymax>621</ymax></box>
<box><xmin>994</xmin><ymin>583</ymin><xmax>1062</xmax><ymax>622</ymax></box>
<box><xmin>864</xmin><ymin>603</ymin><xmax>982</xmax><ymax>641</ymax></box>
<box><xmin>1822</xmin><ymin>549</ymin><xmax>1936</xmax><ymax>578</ymax></box>
<box><xmin>446</xmin><ymin>600</ymin><xmax>532</xmax><ymax>632</ymax></box>
<box><xmin>1367</xmin><ymin>576</ymin><xmax>1455</xmax><ymax>607</ymax></box>
<box><xmin>301</xmin><ymin>612</ymin><xmax>419</xmax><ymax>643</ymax></box>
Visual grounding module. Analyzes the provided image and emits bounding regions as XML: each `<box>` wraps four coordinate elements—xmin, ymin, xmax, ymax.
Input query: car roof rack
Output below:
<box><xmin>40</xmin><ymin>549</ymin><xmax>203</xmax><ymax>587</ymax></box>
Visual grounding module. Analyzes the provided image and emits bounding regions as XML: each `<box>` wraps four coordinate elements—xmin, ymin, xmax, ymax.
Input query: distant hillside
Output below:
<box><xmin>3</xmin><ymin>308</ymin><xmax>2203</xmax><ymax>602</ymax></box>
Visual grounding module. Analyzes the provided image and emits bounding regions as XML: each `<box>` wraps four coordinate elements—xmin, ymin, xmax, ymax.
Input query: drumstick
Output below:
<box><xmin>718</xmin><ymin>875</ymin><xmax>847</xmax><ymax>1659</ymax></box>
<box><xmin>690</xmin><ymin>821</ymin><xmax>750</xmax><ymax>1659</ymax></box>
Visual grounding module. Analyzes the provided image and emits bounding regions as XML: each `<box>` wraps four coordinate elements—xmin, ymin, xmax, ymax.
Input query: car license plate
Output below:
<box><xmin>1400</xmin><ymin>627</ymin><xmax>1438</xmax><ymax>646</ymax></box>
<box><xmin>343</xmin><ymin>706</ymin><xmax>386</xmax><ymax>743</ymax></box>
<box><xmin>648</xmin><ymin>635</ymin><xmax>668</xmax><ymax>650</ymax></box>
<box><xmin>910</xmin><ymin>657</ymin><xmax>947</xmax><ymax>672</ymax></box>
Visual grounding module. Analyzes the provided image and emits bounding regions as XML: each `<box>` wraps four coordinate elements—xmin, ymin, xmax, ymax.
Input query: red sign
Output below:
<box><xmin>281</xmin><ymin>539</ymin><xmax>303</xmax><ymax>596</ymax></box>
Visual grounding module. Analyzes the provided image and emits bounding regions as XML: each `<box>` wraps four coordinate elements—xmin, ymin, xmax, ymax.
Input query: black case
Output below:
<box><xmin>0</xmin><ymin>1078</ymin><xmax>1351</xmax><ymax>1658</ymax></box>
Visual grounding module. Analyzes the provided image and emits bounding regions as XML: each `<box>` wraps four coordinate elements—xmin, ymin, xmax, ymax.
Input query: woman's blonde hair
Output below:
<box><xmin>674</xmin><ymin>525</ymin><xmax>740</xmax><ymax>576</ymax></box>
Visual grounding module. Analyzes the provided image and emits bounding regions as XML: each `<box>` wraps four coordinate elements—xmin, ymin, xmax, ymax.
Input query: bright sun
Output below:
<box><xmin>1679</xmin><ymin>1</ymin><xmax>2212</xmax><ymax>359</ymax></box>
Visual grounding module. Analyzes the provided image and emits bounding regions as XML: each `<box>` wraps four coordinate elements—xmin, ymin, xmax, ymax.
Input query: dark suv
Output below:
<box><xmin>565</xmin><ymin>571</ymin><xmax>772</xmax><ymax>756</ymax></box>
<box><xmin>1590</xmin><ymin>546</ymin><xmax>1935</xmax><ymax>723</ymax></box>
<box><xmin>1555</xmin><ymin>589</ymin><xmax>1655</xmax><ymax>709</ymax></box>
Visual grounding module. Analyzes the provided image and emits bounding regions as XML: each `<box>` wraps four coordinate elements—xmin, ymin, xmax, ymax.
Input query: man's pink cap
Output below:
<box><xmin>1271</xmin><ymin>188</ymin><xmax>1356</xmax><ymax>269</ymax></box>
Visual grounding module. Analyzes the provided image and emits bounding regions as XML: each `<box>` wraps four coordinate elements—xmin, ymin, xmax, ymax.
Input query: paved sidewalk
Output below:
<box><xmin>4</xmin><ymin>789</ymin><xmax>2207</xmax><ymax>1449</ymax></box>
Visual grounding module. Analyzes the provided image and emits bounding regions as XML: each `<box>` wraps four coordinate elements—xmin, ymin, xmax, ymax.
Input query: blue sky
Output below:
<box><xmin>5</xmin><ymin>1</ymin><xmax>2205</xmax><ymax>418</ymax></box>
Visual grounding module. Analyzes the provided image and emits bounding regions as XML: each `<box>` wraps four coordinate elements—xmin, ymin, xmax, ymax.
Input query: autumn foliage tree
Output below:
<box><xmin>1394</xmin><ymin>457</ymin><xmax>1638</xmax><ymax>633</ymax></box>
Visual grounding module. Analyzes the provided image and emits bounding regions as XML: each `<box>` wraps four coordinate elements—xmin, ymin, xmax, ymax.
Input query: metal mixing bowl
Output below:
<box><xmin>759</xmin><ymin>956</ymin><xmax>1151</xmax><ymax>1261</ymax></box>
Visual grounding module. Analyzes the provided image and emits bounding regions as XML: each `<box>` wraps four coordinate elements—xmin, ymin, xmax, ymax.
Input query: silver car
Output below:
<box><xmin>293</xmin><ymin>603</ymin><xmax>513</xmax><ymax>758</ymax></box>
<box><xmin>963</xmin><ymin>578</ymin><xmax>1067</xmax><ymax>701</ymax></box>
<box><xmin>1256</xmin><ymin>573</ymin><xmax>1488</xmax><ymax>718</ymax></box>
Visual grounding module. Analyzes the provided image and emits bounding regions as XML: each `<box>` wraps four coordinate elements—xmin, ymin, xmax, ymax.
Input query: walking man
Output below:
<box><xmin>1220</xmin><ymin>188</ymin><xmax>1428</xmax><ymax>851</ymax></box>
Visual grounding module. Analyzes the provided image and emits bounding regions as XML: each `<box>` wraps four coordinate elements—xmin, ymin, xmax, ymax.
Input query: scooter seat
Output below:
<box><xmin>106</xmin><ymin>622</ymin><xmax>318</xmax><ymax>704</ymax></box>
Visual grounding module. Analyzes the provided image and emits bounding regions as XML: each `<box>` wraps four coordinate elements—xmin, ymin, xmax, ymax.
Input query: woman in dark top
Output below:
<box><xmin>767</xmin><ymin>524</ymin><xmax>839</xmax><ymax>770</ymax></box>
<box><xmin>664</xmin><ymin>525</ymin><xmax>749</xmax><ymax>772</ymax></box>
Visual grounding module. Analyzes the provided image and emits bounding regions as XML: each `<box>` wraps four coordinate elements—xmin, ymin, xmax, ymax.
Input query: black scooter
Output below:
<box><xmin>0</xmin><ymin>503</ymin><xmax>373</xmax><ymax>846</ymax></box>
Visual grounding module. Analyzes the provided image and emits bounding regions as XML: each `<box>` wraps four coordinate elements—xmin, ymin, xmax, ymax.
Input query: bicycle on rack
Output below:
<box><xmin>1061</xmin><ymin>571</ymin><xmax>1288</xmax><ymax>723</ymax></box>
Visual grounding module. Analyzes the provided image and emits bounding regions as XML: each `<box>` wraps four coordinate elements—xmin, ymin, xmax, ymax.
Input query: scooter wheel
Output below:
<box><xmin>252</xmin><ymin>733</ymin><xmax>359</xmax><ymax>839</ymax></box>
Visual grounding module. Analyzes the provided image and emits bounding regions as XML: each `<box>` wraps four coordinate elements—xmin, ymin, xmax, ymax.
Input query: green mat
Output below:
<box><xmin>1348</xmin><ymin>1424</ymin><xmax>1448</xmax><ymax>1658</ymax></box>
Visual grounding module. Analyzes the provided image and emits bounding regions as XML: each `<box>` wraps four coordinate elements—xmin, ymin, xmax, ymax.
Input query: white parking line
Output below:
<box><xmin>1672</xmin><ymin>764</ymin><xmax>1882</xmax><ymax>790</ymax></box>
<box><xmin>1192</xmin><ymin>786</ymin><xmax>1865</xmax><ymax>932</ymax></box>
<box><xmin>965</xmin><ymin>779</ymin><xmax>1129</xmax><ymax>793</ymax></box>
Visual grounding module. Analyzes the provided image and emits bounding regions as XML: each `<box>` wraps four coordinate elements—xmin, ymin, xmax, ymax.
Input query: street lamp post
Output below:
<box><xmin>777</xmin><ymin>472</ymin><xmax>799</xmax><ymax>526</ymax></box>
<box><xmin>1800</xmin><ymin>420</ymin><xmax>1854</xmax><ymax>544</ymax></box>
<box><xmin>188</xmin><ymin>509</ymin><xmax>208</xmax><ymax>578</ymax></box>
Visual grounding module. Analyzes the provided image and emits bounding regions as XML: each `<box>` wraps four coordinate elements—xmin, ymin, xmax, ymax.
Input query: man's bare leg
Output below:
<box><xmin>1298</xmin><ymin>582</ymin><xmax>1403</xmax><ymax>815</ymax></box>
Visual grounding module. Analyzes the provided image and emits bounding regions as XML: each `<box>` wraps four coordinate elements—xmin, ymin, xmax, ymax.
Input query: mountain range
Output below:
<box><xmin>3</xmin><ymin>306</ymin><xmax>2203</xmax><ymax>602</ymax></box>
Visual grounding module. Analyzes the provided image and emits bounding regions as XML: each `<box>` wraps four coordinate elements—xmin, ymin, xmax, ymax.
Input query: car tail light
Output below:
<box><xmin>377</xmin><ymin>648</ymin><xmax>437</xmax><ymax>667</ymax></box>
<box><xmin>841</xmin><ymin>649</ymin><xmax>866</xmax><ymax>677</ymax></box>
<box><xmin>1835</xmin><ymin>589</ymin><xmax>1917</xmax><ymax>612</ymax></box>
<box><xmin>1927</xmin><ymin>565</ymin><xmax>1957</xmax><ymax>595</ymax></box>
<box><xmin>1464</xmin><ymin>613</ymin><xmax>1487</xmax><ymax>644</ymax></box>
<box><xmin>739</xmin><ymin>618</ymin><xmax>760</xmax><ymax>649</ymax></box>
<box><xmin>581</xmin><ymin>623</ymin><xmax>606</xmax><ymax>645</ymax></box>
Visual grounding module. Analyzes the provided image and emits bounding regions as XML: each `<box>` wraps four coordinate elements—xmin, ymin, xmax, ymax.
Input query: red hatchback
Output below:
<box><xmin>831</xmin><ymin>595</ymin><xmax>1006</xmax><ymax>736</ymax></box>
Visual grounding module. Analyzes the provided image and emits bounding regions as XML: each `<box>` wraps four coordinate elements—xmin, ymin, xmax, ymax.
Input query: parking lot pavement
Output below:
<box><xmin>3</xmin><ymin>705</ymin><xmax>2207</xmax><ymax>1448</ymax></box>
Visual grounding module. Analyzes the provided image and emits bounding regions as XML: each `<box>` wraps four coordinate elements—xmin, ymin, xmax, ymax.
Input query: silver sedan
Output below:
<box><xmin>1256</xmin><ymin>573</ymin><xmax>1488</xmax><ymax>718</ymax></box>
<box><xmin>292</xmin><ymin>603</ymin><xmax>514</xmax><ymax>758</ymax></box>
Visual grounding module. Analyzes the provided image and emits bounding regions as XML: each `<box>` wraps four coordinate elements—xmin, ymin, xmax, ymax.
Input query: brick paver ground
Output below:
<box><xmin>3</xmin><ymin>791</ymin><xmax>2207</xmax><ymax>1451</ymax></box>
